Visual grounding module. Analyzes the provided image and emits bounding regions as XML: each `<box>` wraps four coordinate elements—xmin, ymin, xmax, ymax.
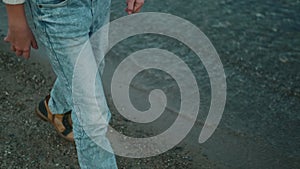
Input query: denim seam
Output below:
<box><xmin>43</xmin><ymin>28</ymin><xmax>72</xmax><ymax>94</ymax></box>
<box><xmin>42</xmin><ymin>24</ymin><xmax>89</xmax><ymax>166</ymax></box>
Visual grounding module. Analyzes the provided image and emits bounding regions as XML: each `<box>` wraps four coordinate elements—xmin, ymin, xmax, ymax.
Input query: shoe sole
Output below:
<box><xmin>35</xmin><ymin>105</ymin><xmax>75</xmax><ymax>142</ymax></box>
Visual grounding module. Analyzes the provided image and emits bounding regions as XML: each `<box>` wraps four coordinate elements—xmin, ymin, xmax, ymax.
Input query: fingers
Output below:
<box><xmin>31</xmin><ymin>37</ymin><xmax>38</xmax><ymax>49</ymax></box>
<box><xmin>15</xmin><ymin>50</ymin><xmax>23</xmax><ymax>57</ymax></box>
<box><xmin>22</xmin><ymin>50</ymin><xmax>30</xmax><ymax>59</ymax></box>
<box><xmin>10</xmin><ymin>45</ymin><xmax>16</xmax><ymax>52</ymax></box>
<box><xmin>6</xmin><ymin>36</ymin><xmax>37</xmax><ymax>59</ymax></box>
<box><xmin>4</xmin><ymin>26</ymin><xmax>38</xmax><ymax>59</ymax></box>
<box><xmin>10</xmin><ymin>45</ymin><xmax>31</xmax><ymax>59</ymax></box>
<box><xmin>133</xmin><ymin>0</ymin><xmax>144</xmax><ymax>13</ymax></box>
<box><xmin>126</xmin><ymin>0</ymin><xmax>144</xmax><ymax>14</ymax></box>
<box><xmin>126</xmin><ymin>0</ymin><xmax>135</xmax><ymax>14</ymax></box>
<box><xmin>133</xmin><ymin>5</ymin><xmax>142</xmax><ymax>13</ymax></box>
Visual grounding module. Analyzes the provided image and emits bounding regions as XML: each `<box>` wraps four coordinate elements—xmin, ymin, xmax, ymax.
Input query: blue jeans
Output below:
<box><xmin>27</xmin><ymin>0</ymin><xmax>118</xmax><ymax>168</ymax></box>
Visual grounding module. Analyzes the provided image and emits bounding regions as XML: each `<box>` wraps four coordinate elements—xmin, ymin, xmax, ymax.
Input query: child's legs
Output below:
<box><xmin>28</xmin><ymin>0</ymin><xmax>117</xmax><ymax>168</ymax></box>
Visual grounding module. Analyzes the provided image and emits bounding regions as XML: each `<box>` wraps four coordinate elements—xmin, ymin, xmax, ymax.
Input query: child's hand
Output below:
<box><xmin>4</xmin><ymin>4</ymin><xmax>38</xmax><ymax>59</ymax></box>
<box><xmin>125</xmin><ymin>0</ymin><xmax>144</xmax><ymax>14</ymax></box>
<box><xmin>4</xmin><ymin>26</ymin><xmax>38</xmax><ymax>59</ymax></box>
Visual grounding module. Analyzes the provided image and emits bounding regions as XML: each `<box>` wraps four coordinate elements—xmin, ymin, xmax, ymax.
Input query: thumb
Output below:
<box><xmin>31</xmin><ymin>37</ymin><xmax>38</xmax><ymax>49</ymax></box>
<box><xmin>4</xmin><ymin>36</ymin><xmax>10</xmax><ymax>42</ymax></box>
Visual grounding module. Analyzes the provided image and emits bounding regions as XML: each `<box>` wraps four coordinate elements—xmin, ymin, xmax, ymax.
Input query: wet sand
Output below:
<box><xmin>0</xmin><ymin>48</ymin><xmax>218</xmax><ymax>168</ymax></box>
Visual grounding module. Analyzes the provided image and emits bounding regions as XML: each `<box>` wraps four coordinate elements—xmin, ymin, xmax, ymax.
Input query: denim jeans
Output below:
<box><xmin>27</xmin><ymin>0</ymin><xmax>118</xmax><ymax>168</ymax></box>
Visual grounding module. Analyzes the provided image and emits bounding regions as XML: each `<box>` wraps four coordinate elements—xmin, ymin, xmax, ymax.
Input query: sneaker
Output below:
<box><xmin>35</xmin><ymin>95</ymin><xmax>74</xmax><ymax>142</ymax></box>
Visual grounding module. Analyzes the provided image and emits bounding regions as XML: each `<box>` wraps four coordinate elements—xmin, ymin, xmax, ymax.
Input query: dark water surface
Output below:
<box><xmin>1</xmin><ymin>0</ymin><xmax>299</xmax><ymax>168</ymax></box>
<box><xmin>111</xmin><ymin>0</ymin><xmax>300</xmax><ymax>168</ymax></box>
<box><xmin>110</xmin><ymin>0</ymin><xmax>300</xmax><ymax>165</ymax></box>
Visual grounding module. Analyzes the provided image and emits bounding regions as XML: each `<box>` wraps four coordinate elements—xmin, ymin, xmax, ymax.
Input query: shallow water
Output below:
<box><xmin>109</xmin><ymin>0</ymin><xmax>300</xmax><ymax>166</ymax></box>
<box><xmin>1</xmin><ymin>0</ymin><xmax>299</xmax><ymax>168</ymax></box>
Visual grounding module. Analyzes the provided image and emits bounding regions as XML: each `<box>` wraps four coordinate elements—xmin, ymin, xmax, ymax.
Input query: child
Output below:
<box><xmin>3</xmin><ymin>0</ymin><xmax>144</xmax><ymax>168</ymax></box>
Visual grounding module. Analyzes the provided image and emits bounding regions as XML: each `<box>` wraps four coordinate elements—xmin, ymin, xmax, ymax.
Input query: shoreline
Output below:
<box><xmin>0</xmin><ymin>50</ymin><xmax>219</xmax><ymax>168</ymax></box>
<box><xmin>1</xmin><ymin>47</ymin><xmax>299</xmax><ymax>168</ymax></box>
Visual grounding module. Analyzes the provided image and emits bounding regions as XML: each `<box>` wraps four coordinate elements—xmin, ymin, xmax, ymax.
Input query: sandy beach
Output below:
<box><xmin>0</xmin><ymin>48</ymin><xmax>219</xmax><ymax>168</ymax></box>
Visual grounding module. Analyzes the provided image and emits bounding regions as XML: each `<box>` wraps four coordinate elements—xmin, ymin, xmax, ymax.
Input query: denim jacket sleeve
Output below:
<box><xmin>3</xmin><ymin>0</ymin><xmax>25</xmax><ymax>4</ymax></box>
